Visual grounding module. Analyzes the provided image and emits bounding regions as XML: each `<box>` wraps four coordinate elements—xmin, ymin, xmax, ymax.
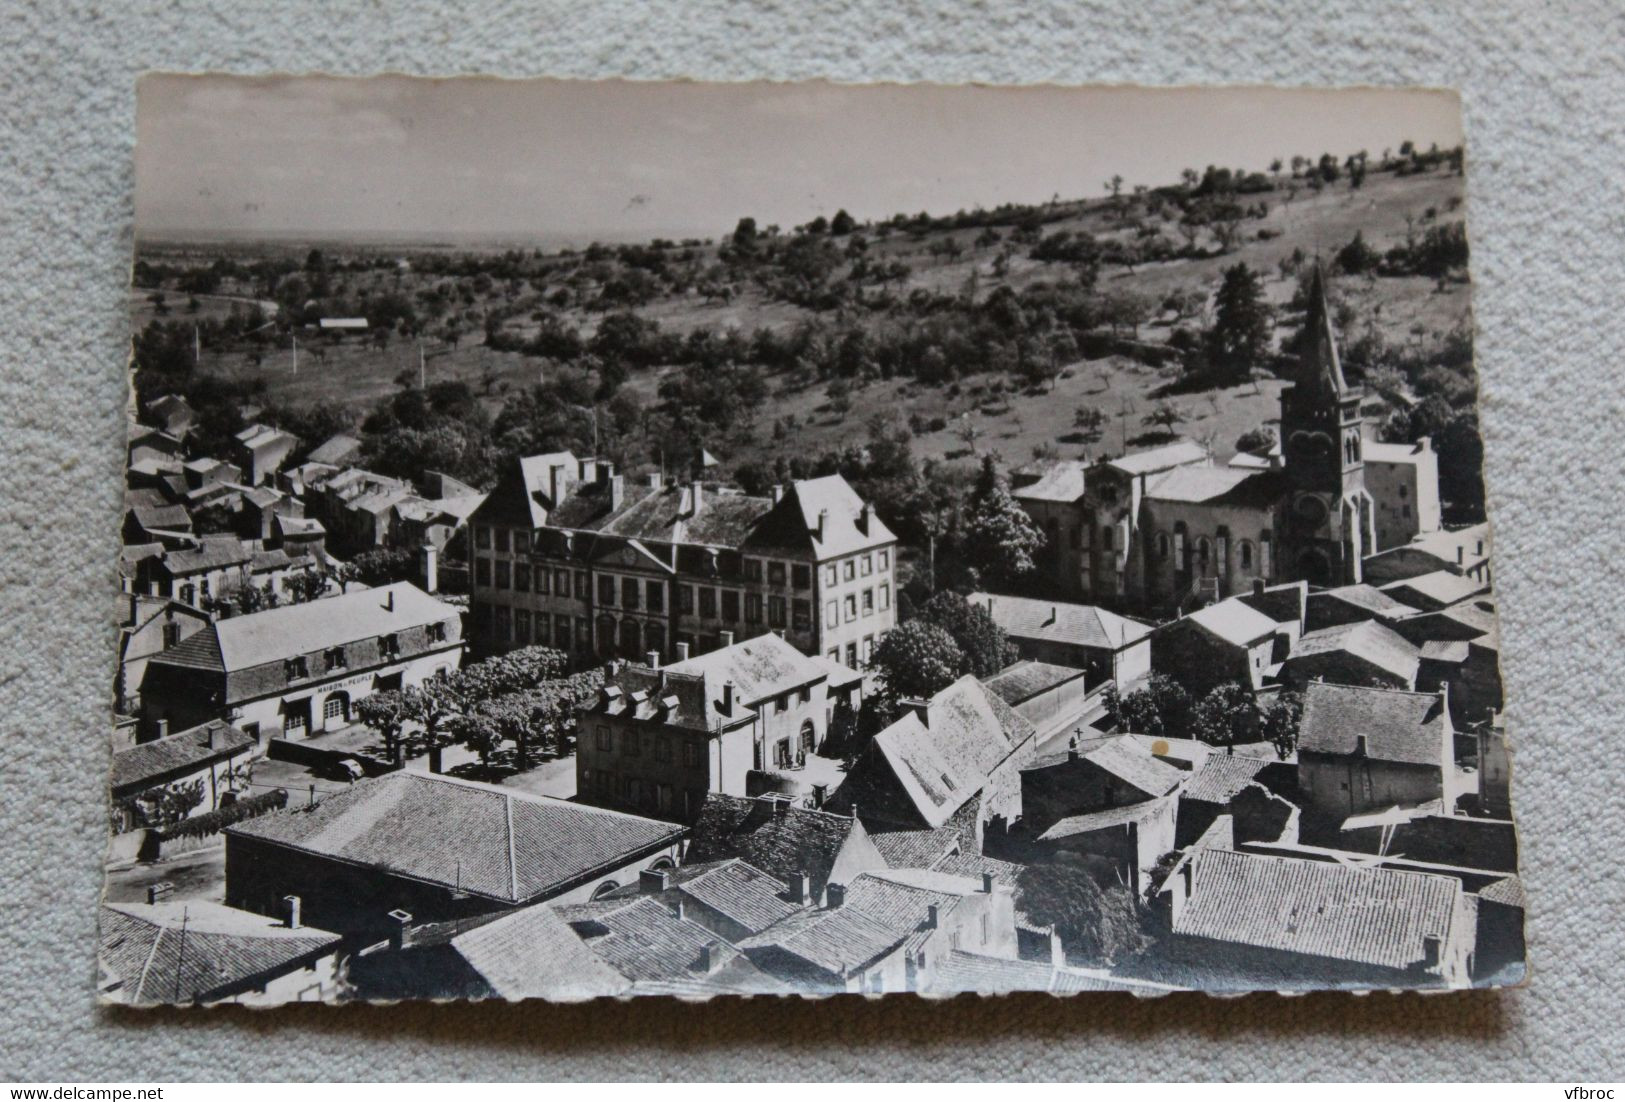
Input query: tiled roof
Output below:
<box><xmin>1079</xmin><ymin>739</ymin><xmax>1186</xmax><ymax>798</ymax></box>
<box><xmin>1185</xmin><ymin>597</ymin><xmax>1278</xmax><ymax>647</ymax></box>
<box><xmin>110</xmin><ymin>720</ymin><xmax>254</xmax><ymax>794</ymax></box>
<box><xmin>1420</xmin><ymin>640</ymin><xmax>1470</xmax><ymax>663</ymax></box>
<box><xmin>1479</xmin><ymin>876</ymin><xmax>1527</xmax><ymax>909</ymax></box>
<box><xmin>227</xmin><ymin>772</ymin><xmax>684</xmax><ymax>904</ymax></box>
<box><xmin>970</xmin><ymin>591</ymin><xmax>1151</xmax><ymax>651</ymax></box>
<box><xmin>1237</xmin><ymin>581</ymin><xmax>1307</xmax><ymax>627</ymax></box>
<box><xmin>559</xmin><ymin>897</ymin><xmax>779</xmax><ymax>990</ymax></box>
<box><xmin>1013</xmin><ymin>461</ymin><xmax>1088</xmax><ymax>503</ymax></box>
<box><xmin>449</xmin><ymin>902</ymin><xmax>632</xmax><ymax>1001</ymax></box>
<box><xmin>1381</xmin><ymin>570</ymin><xmax>1488</xmax><ymax>610</ymax></box>
<box><xmin>1146</xmin><ymin>466</ymin><xmax>1280</xmax><ymax>506</ymax></box>
<box><xmin>929</xmin><ymin>851</ymin><xmax>1037</xmax><ymax>928</ymax></box>
<box><xmin>1182</xmin><ymin>754</ymin><xmax>1273</xmax><ymax>805</ymax></box>
<box><xmin>867</xmin><ymin>821</ymin><xmax>964</xmax><ymax>869</ymax></box>
<box><xmin>983</xmin><ymin>660</ymin><xmax>1088</xmax><ymax>706</ymax></box>
<box><xmin>99</xmin><ymin>901</ymin><xmax>340</xmax><ymax>1005</ymax></box>
<box><xmin>664</xmin><ymin>631</ymin><xmax>828</xmax><ymax>706</ymax></box>
<box><xmin>1108</xmin><ymin>439</ymin><xmax>1210</xmax><ymax>476</ymax></box>
<box><xmin>161</xmin><ymin>536</ymin><xmax>252</xmax><ymax>576</ymax></box>
<box><xmin>1174</xmin><ymin>847</ymin><xmax>1465</xmax><ymax>971</ymax></box>
<box><xmin>157</xmin><ymin>582</ymin><xmax>456</xmax><ymax>672</ymax></box>
<box><xmin>871</xmin><ymin>676</ymin><xmax>1036</xmax><ymax>829</ymax></box>
<box><xmin>654</xmin><ymin>858</ymin><xmax>802</xmax><ymax>933</ymax></box>
<box><xmin>926</xmin><ymin>950</ymin><xmax>1059</xmax><ymax>995</ymax></box>
<box><xmin>1290</xmin><ymin>621</ymin><xmax>1421</xmax><ymax>683</ymax></box>
<box><xmin>1297</xmin><ymin>682</ymin><xmax>1448</xmax><ymax>766</ymax></box>
<box><xmin>1311</xmin><ymin>584</ymin><xmax>1417</xmax><ymax>619</ymax></box>
<box><xmin>128</xmin><ymin>503</ymin><xmax>193</xmax><ymax>533</ymax></box>
<box><xmin>685</xmin><ymin>794</ymin><xmax>862</xmax><ymax>900</ymax></box>
<box><xmin>1038</xmin><ymin>797</ymin><xmax>1171</xmax><ymax>841</ymax></box>
<box><xmin>772</xmin><ymin>475</ymin><xmax>897</xmax><ymax>558</ymax></box>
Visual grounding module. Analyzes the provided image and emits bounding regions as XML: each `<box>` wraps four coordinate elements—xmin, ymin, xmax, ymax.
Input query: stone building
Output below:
<box><xmin>467</xmin><ymin>452</ymin><xmax>897</xmax><ymax>667</ymax></box>
<box><xmin>1295</xmin><ymin>681</ymin><xmax>1457</xmax><ymax>829</ymax></box>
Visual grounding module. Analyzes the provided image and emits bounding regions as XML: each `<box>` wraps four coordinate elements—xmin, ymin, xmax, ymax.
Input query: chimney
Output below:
<box><xmin>1421</xmin><ymin>934</ymin><xmax>1441</xmax><ymax>970</ymax></box>
<box><xmin>858</xmin><ymin>501</ymin><xmax>873</xmax><ymax>534</ymax></box>
<box><xmin>384</xmin><ymin>589</ymin><xmax>395</xmax><ymax>612</ymax></box>
<box><xmin>773</xmin><ymin>796</ymin><xmax>789</xmax><ymax>820</ymax></box>
<box><xmin>675</xmin><ymin>641</ymin><xmax>690</xmax><ymax>662</ymax></box>
<box><xmin>1354</xmin><ymin>734</ymin><xmax>1370</xmax><ymax>757</ymax></box>
<box><xmin>815</xmin><ymin>508</ymin><xmax>828</xmax><ymax>541</ymax></box>
<box><xmin>155</xmin><ymin>719</ymin><xmax>169</xmax><ymax>739</ymax></box>
<box><xmin>689</xmin><ymin>480</ymin><xmax>704</xmax><ymax>517</ymax></box>
<box><xmin>1475</xmin><ymin>538</ymin><xmax>1484</xmax><ymax>556</ymax></box>
<box><xmin>609</xmin><ymin>474</ymin><xmax>625</xmax><ymax>511</ymax></box>
<box><xmin>925</xmin><ymin>903</ymin><xmax>939</xmax><ymax>929</ymax></box>
<box><xmin>549</xmin><ymin>463</ymin><xmax>565</xmax><ymax>505</ymax></box>
<box><xmin>811</xmin><ymin>782</ymin><xmax>828</xmax><ymax>808</ymax></box>
<box><xmin>902</xmin><ymin>698</ymin><xmax>930</xmax><ymax>727</ymax></box>
<box><xmin>146</xmin><ymin>881</ymin><xmax>174</xmax><ymax>905</ymax></box>
<box><xmin>283</xmin><ymin>894</ymin><xmax>302</xmax><ymax>930</ymax></box>
<box><xmin>1067</xmin><ymin>735</ymin><xmax>1079</xmax><ymax>762</ymax></box>
<box><xmin>720</xmin><ymin>630</ymin><xmax>734</xmax><ymax>648</ymax></box>
<box><xmin>826</xmin><ymin>883</ymin><xmax>846</xmax><ymax>909</ymax></box>
<box><xmin>646</xmin><ymin>650</ymin><xmax>661</xmax><ymax>670</ymax></box>
<box><xmin>981</xmin><ymin>873</ymin><xmax>996</xmax><ymax>894</ymax></box>
<box><xmin>670</xmin><ymin>899</ymin><xmax>686</xmax><ymax>922</ymax></box>
<box><xmin>1045</xmin><ymin>605</ymin><xmax>1057</xmax><ymax>627</ymax></box>
<box><xmin>646</xmin><ymin>470</ymin><xmax>663</xmax><ymax>490</ymax></box>
<box><xmin>693</xmin><ymin>941</ymin><xmax>725</xmax><ymax>975</ymax></box>
<box><xmin>387</xmin><ymin>908</ymin><xmax>412</xmax><ymax>951</ymax></box>
<box><xmin>1455</xmin><ymin>545</ymin><xmax>1464</xmax><ymax>565</ymax></box>
<box><xmin>721</xmin><ymin>680</ymin><xmax>735</xmax><ymax>714</ymax></box>
<box><xmin>1253</xmin><ymin>577</ymin><xmax>1266</xmax><ymax>598</ymax></box>
<box><xmin>771</xmin><ymin>484</ymin><xmax>784</xmax><ymax>504</ymax></box>
<box><xmin>790</xmin><ymin>871</ymin><xmax>812</xmax><ymax>904</ymax></box>
<box><xmin>205</xmin><ymin>724</ymin><xmax>216</xmax><ymax>749</ymax></box>
<box><xmin>640</xmin><ymin>867</ymin><xmax>674</xmax><ymax>894</ymax></box>
<box><xmin>420</xmin><ymin>543</ymin><xmax>439</xmax><ymax>593</ymax></box>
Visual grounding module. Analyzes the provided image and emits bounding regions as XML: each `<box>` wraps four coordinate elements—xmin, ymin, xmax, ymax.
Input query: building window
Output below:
<box><xmin>846</xmin><ymin>642</ymin><xmax>859</xmax><ymax>667</ymax></box>
<box><xmin>792</xmin><ymin>564</ymin><xmax>811</xmax><ymax>590</ymax></box>
<box><xmin>596</xmin><ymin>726</ymin><xmax>611</xmax><ymax>752</ymax></box>
<box><xmin>428</xmin><ymin>620</ymin><xmax>447</xmax><ymax>643</ymax></box>
<box><xmin>324</xmin><ymin>646</ymin><xmax>346</xmax><ymax>672</ymax></box>
<box><xmin>860</xmin><ymin>555</ymin><xmax>873</xmax><ymax>577</ymax></box>
<box><xmin>575</xmin><ymin>618</ymin><xmax>590</xmax><ymax>649</ymax></box>
<box><xmin>494</xmin><ymin>561</ymin><xmax>510</xmax><ymax>589</ymax></box>
<box><xmin>656</xmin><ymin>737</ymin><xmax>672</xmax><ymax>763</ymax></box>
<box><xmin>722</xmin><ymin>590</ymin><xmax>741</xmax><ymax>622</ymax></box>
<box><xmin>826</xmin><ymin>601</ymin><xmax>839</xmax><ymax>628</ymax></box>
<box><xmin>623</xmin><ymin>730</ymin><xmax>641</xmax><ymax>757</ymax></box>
<box><xmin>1239</xmin><ymin>541</ymin><xmax>1254</xmax><ymax>570</ymax></box>
<box><xmin>699</xmin><ymin>587</ymin><xmax>717</xmax><ymax>619</ymax></box>
<box><xmin>878</xmin><ymin>583</ymin><xmax>891</xmax><ymax>611</ymax></box>
<box><xmin>621</xmin><ymin>577</ymin><xmax>640</xmax><ymax>611</ymax></box>
<box><xmin>679</xmin><ymin>585</ymin><xmax>695</xmax><ymax>614</ymax></box>
<box><xmin>745</xmin><ymin>593</ymin><xmax>763</xmax><ymax>623</ymax></box>
<box><xmin>1402</xmin><ymin>504</ymin><xmax>1412</xmax><ymax>519</ymax></box>
<box><xmin>535</xmin><ymin>611</ymin><xmax>551</xmax><ymax>641</ymax></box>
<box><xmin>284</xmin><ymin>656</ymin><xmax>309</xmax><ymax>681</ymax></box>
<box><xmin>825</xmin><ymin>563</ymin><xmax>838</xmax><ymax>586</ymax></box>
<box><xmin>683</xmin><ymin>741</ymin><xmax>702</xmax><ymax>768</ymax></box>
<box><xmin>744</xmin><ymin>558</ymin><xmax>763</xmax><ymax>582</ymax></box>
<box><xmin>323</xmin><ymin>695</ymin><xmax>348</xmax><ymax>723</ymax></box>
<box><xmin>1070</xmin><ymin>526</ymin><xmax>1082</xmax><ymax>551</ymax></box>
<box><xmin>844</xmin><ymin>594</ymin><xmax>858</xmax><ymax>622</ymax></box>
<box><xmin>1399</xmin><ymin>484</ymin><xmax>1409</xmax><ymax>500</ymax></box>
<box><xmin>647</xmin><ymin>581</ymin><xmax>664</xmax><ymax>613</ymax></box>
<box><xmin>863</xmin><ymin>635</ymin><xmax>875</xmax><ymax>661</ymax></box>
<box><xmin>514</xmin><ymin>563</ymin><xmax>531</xmax><ymax>592</ymax></box>
<box><xmin>862</xmin><ymin>589</ymin><xmax>874</xmax><ymax>615</ymax></box>
<box><xmin>599</xmin><ymin>576</ymin><xmax>616</xmax><ymax>606</ymax></box>
<box><xmin>475</xmin><ymin>559</ymin><xmax>491</xmax><ymax>587</ymax></box>
<box><xmin>514</xmin><ymin>608</ymin><xmax>531</xmax><ymax>644</ymax></box>
<box><xmin>1157</xmin><ymin>533</ymin><xmax>1170</xmax><ymax>560</ymax></box>
<box><xmin>475</xmin><ymin>526</ymin><xmax>491</xmax><ymax>550</ymax></box>
<box><xmin>161</xmin><ymin>621</ymin><xmax>181</xmax><ymax>649</ymax></box>
<box><xmin>492</xmin><ymin>607</ymin><xmax>510</xmax><ymax>642</ymax></box>
<box><xmin>551</xmin><ymin>615</ymin><xmax>567</xmax><ymax>649</ymax></box>
<box><xmin>828</xmin><ymin>648</ymin><xmax>839</xmax><ymax>661</ymax></box>
<box><xmin>769</xmin><ymin>596</ymin><xmax>787</xmax><ymax>628</ymax></box>
<box><xmin>381</xmin><ymin>632</ymin><xmax>400</xmax><ymax>659</ymax></box>
<box><xmin>768</xmin><ymin>561</ymin><xmax>787</xmax><ymax>587</ymax></box>
<box><xmin>494</xmin><ymin>528</ymin><xmax>510</xmax><ymax>553</ymax></box>
<box><xmin>792</xmin><ymin>598</ymin><xmax>811</xmax><ymax>631</ymax></box>
<box><xmin>843</xmin><ymin>559</ymin><xmax>856</xmax><ymax>582</ymax></box>
<box><xmin>878</xmin><ymin>550</ymin><xmax>889</xmax><ymax>570</ymax></box>
<box><xmin>572</xmin><ymin>570</ymin><xmax>586</xmax><ymax>598</ymax></box>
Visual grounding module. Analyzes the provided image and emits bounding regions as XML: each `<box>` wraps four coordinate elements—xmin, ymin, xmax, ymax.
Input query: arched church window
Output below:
<box><xmin>1239</xmin><ymin>541</ymin><xmax>1254</xmax><ymax>570</ymax></box>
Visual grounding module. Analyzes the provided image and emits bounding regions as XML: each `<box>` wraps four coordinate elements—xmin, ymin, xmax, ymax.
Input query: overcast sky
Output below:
<box><xmin>136</xmin><ymin>77</ymin><xmax>1463</xmax><ymax>244</ymax></box>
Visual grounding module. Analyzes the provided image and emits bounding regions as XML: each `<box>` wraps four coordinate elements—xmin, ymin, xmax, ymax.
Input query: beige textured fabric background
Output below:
<box><xmin>2</xmin><ymin>0</ymin><xmax>1620</xmax><ymax>1081</ymax></box>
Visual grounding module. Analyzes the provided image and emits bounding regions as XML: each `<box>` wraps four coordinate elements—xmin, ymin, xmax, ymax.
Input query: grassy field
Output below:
<box><xmin>160</xmin><ymin>164</ymin><xmax>1470</xmax><ymax>476</ymax></box>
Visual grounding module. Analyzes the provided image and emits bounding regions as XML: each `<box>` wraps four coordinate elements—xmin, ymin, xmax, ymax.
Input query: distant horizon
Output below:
<box><xmin>137</xmin><ymin>78</ymin><xmax>1464</xmax><ymax>244</ymax></box>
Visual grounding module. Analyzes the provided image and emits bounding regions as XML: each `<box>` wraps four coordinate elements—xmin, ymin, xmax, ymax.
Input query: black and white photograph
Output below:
<box><xmin>103</xmin><ymin>75</ymin><xmax>1521</xmax><ymax>1005</ymax></box>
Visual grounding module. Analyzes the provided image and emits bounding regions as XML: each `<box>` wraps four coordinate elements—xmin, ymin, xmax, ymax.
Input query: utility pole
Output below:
<box><xmin>291</xmin><ymin>334</ymin><xmax>299</xmax><ymax>377</ymax></box>
<box><xmin>193</xmin><ymin>323</ymin><xmax>200</xmax><ymax>366</ymax></box>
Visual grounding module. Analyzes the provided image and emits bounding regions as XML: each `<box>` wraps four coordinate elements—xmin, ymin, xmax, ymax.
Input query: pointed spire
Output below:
<box><xmin>1298</xmin><ymin>263</ymin><xmax>1350</xmax><ymax>397</ymax></box>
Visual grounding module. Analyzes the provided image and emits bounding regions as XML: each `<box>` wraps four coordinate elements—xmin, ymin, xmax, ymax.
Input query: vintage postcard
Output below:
<box><xmin>104</xmin><ymin>76</ymin><xmax>1520</xmax><ymax>1005</ymax></box>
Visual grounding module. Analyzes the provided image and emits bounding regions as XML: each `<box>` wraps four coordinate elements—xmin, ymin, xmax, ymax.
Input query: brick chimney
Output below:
<box><xmin>387</xmin><ymin>908</ymin><xmax>412</xmax><ymax>951</ymax></box>
<box><xmin>283</xmin><ymin>894</ymin><xmax>302</xmax><ymax>929</ymax></box>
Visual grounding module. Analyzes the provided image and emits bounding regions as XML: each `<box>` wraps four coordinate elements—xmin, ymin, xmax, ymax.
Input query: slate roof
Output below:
<box><xmin>1108</xmin><ymin>439</ymin><xmax>1210</xmax><ymax>476</ymax></box>
<box><xmin>1311</xmin><ymin>584</ymin><xmax>1417</xmax><ymax>620</ymax></box>
<box><xmin>664</xmin><ymin>631</ymin><xmax>829</xmax><ymax>706</ymax></box>
<box><xmin>1478</xmin><ymin>876</ymin><xmax>1527</xmax><ymax>910</ymax></box>
<box><xmin>1182</xmin><ymin>754</ymin><xmax>1273</xmax><ymax>805</ymax></box>
<box><xmin>227</xmin><ymin>772</ymin><xmax>684</xmax><ymax>904</ymax></box>
<box><xmin>1013</xmin><ymin>461</ymin><xmax>1088</xmax><ymax>503</ymax></box>
<box><xmin>685</xmin><ymin>794</ymin><xmax>863</xmax><ymax>900</ymax></box>
<box><xmin>1236</xmin><ymin>580</ymin><xmax>1307</xmax><ymax>628</ymax></box>
<box><xmin>1079</xmin><ymin>739</ymin><xmax>1187</xmax><ymax>798</ymax></box>
<box><xmin>981</xmin><ymin>660</ymin><xmax>1088</xmax><ymax>706</ymax></box>
<box><xmin>1419</xmin><ymin>640</ymin><xmax>1470</xmax><ymax>664</ymax></box>
<box><xmin>870</xmin><ymin>676</ymin><xmax>1036</xmax><ymax>829</ymax></box>
<box><xmin>1290</xmin><ymin>621</ymin><xmax>1422</xmax><ymax>684</ymax></box>
<box><xmin>1038</xmin><ymin>797</ymin><xmax>1171</xmax><ymax>841</ymax></box>
<box><xmin>160</xmin><ymin>536</ymin><xmax>252</xmax><ymax>576</ymax></box>
<box><xmin>99</xmin><ymin>901</ymin><xmax>340</xmax><ymax>1005</ymax></box>
<box><xmin>970</xmin><ymin>591</ymin><xmax>1151</xmax><ymax>651</ymax></box>
<box><xmin>866</xmin><ymin>821</ymin><xmax>965</xmax><ymax>869</ymax></box>
<box><xmin>766</xmin><ymin>475</ymin><xmax>897</xmax><ymax>558</ymax></box>
<box><xmin>110</xmin><ymin>720</ymin><xmax>255</xmax><ymax>794</ymax></box>
<box><xmin>128</xmin><ymin>503</ymin><xmax>193</xmax><ymax>534</ymax></box>
<box><xmin>1297</xmin><ymin>682</ymin><xmax>1448</xmax><ymax>766</ymax></box>
<box><xmin>1185</xmin><ymin>597</ymin><xmax>1278</xmax><ymax>647</ymax></box>
<box><xmin>1174</xmin><ymin>847</ymin><xmax>1466</xmax><ymax>971</ymax></box>
<box><xmin>307</xmin><ymin>434</ymin><xmax>362</xmax><ymax>467</ymax></box>
<box><xmin>556</xmin><ymin>896</ymin><xmax>782</xmax><ymax>991</ymax></box>
<box><xmin>154</xmin><ymin>582</ymin><xmax>456</xmax><ymax>673</ymax></box>
<box><xmin>449</xmin><ymin>902</ymin><xmax>632</xmax><ymax>1001</ymax></box>
<box><xmin>622</xmin><ymin>858</ymin><xmax>803</xmax><ymax>934</ymax></box>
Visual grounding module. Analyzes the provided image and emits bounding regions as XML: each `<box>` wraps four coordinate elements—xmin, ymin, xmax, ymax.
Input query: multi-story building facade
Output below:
<box><xmin>466</xmin><ymin>453</ymin><xmax>897</xmax><ymax>666</ymax></box>
<box><xmin>138</xmin><ymin>581</ymin><xmax>464</xmax><ymax>744</ymax></box>
<box><xmin>575</xmin><ymin>632</ymin><xmax>864</xmax><ymax>822</ymax></box>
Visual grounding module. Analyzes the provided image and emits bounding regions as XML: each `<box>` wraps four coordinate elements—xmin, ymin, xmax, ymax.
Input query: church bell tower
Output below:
<box><xmin>1277</xmin><ymin>266</ymin><xmax>1374</xmax><ymax>587</ymax></box>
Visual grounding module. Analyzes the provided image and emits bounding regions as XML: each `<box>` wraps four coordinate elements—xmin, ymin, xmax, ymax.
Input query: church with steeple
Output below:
<box><xmin>1015</xmin><ymin>266</ymin><xmax>1419</xmax><ymax>615</ymax></box>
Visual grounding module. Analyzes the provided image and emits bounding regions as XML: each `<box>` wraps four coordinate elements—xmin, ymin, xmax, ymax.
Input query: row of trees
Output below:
<box><xmin>1103</xmin><ymin>674</ymin><xmax>1302</xmax><ymax>759</ymax></box>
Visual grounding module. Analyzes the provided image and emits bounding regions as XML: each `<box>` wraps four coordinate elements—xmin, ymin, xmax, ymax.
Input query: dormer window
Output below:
<box><xmin>380</xmin><ymin>633</ymin><xmax>400</xmax><ymax>659</ymax></box>
<box><xmin>284</xmin><ymin>656</ymin><xmax>309</xmax><ymax>681</ymax></box>
<box><xmin>324</xmin><ymin>646</ymin><xmax>346</xmax><ymax>672</ymax></box>
<box><xmin>427</xmin><ymin>622</ymin><xmax>447</xmax><ymax>643</ymax></box>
